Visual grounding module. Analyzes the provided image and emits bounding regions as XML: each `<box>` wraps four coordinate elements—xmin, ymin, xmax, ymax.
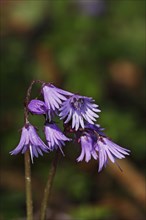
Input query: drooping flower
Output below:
<box><xmin>28</xmin><ymin>99</ymin><xmax>47</xmax><ymax>115</ymax></box>
<box><xmin>95</xmin><ymin>136</ymin><xmax>130</xmax><ymax>172</ymax></box>
<box><xmin>42</xmin><ymin>83</ymin><xmax>73</xmax><ymax>115</ymax></box>
<box><xmin>59</xmin><ymin>95</ymin><xmax>100</xmax><ymax>131</ymax></box>
<box><xmin>10</xmin><ymin>123</ymin><xmax>49</xmax><ymax>162</ymax></box>
<box><xmin>76</xmin><ymin>125</ymin><xmax>130</xmax><ymax>172</ymax></box>
<box><xmin>44</xmin><ymin>122</ymin><xmax>71</xmax><ymax>154</ymax></box>
<box><xmin>77</xmin><ymin>132</ymin><xmax>98</xmax><ymax>162</ymax></box>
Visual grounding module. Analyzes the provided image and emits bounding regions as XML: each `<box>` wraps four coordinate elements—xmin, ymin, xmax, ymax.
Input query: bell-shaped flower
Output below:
<box><xmin>28</xmin><ymin>99</ymin><xmax>47</xmax><ymax>115</ymax></box>
<box><xmin>44</xmin><ymin>122</ymin><xmax>71</xmax><ymax>154</ymax></box>
<box><xmin>10</xmin><ymin>123</ymin><xmax>49</xmax><ymax>162</ymax></box>
<box><xmin>59</xmin><ymin>95</ymin><xmax>100</xmax><ymax>131</ymax></box>
<box><xmin>77</xmin><ymin>132</ymin><xmax>98</xmax><ymax>162</ymax></box>
<box><xmin>42</xmin><ymin>83</ymin><xmax>73</xmax><ymax>114</ymax></box>
<box><xmin>95</xmin><ymin>136</ymin><xmax>130</xmax><ymax>172</ymax></box>
<box><xmin>76</xmin><ymin>125</ymin><xmax>130</xmax><ymax>172</ymax></box>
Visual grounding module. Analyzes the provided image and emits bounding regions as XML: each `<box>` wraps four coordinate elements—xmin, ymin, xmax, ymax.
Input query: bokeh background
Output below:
<box><xmin>0</xmin><ymin>0</ymin><xmax>146</xmax><ymax>219</ymax></box>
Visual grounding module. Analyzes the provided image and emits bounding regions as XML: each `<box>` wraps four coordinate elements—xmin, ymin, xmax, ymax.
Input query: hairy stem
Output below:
<box><xmin>40</xmin><ymin>151</ymin><xmax>59</xmax><ymax>220</ymax></box>
<box><xmin>24</xmin><ymin>150</ymin><xmax>33</xmax><ymax>220</ymax></box>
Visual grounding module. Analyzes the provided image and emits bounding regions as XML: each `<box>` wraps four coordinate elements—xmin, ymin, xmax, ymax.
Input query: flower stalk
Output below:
<box><xmin>40</xmin><ymin>151</ymin><xmax>59</xmax><ymax>220</ymax></box>
<box><xmin>24</xmin><ymin>150</ymin><xmax>33</xmax><ymax>220</ymax></box>
<box><xmin>23</xmin><ymin>80</ymin><xmax>44</xmax><ymax>220</ymax></box>
<box><xmin>24</xmin><ymin>80</ymin><xmax>44</xmax><ymax>123</ymax></box>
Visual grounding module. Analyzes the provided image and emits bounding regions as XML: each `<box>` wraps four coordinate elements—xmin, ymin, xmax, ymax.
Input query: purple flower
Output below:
<box><xmin>10</xmin><ymin>123</ymin><xmax>49</xmax><ymax>162</ymax></box>
<box><xmin>95</xmin><ymin>137</ymin><xmax>130</xmax><ymax>172</ymax></box>
<box><xmin>44</xmin><ymin>122</ymin><xmax>71</xmax><ymax>154</ymax></box>
<box><xmin>28</xmin><ymin>99</ymin><xmax>47</xmax><ymax>115</ymax></box>
<box><xmin>59</xmin><ymin>95</ymin><xmax>100</xmax><ymax>131</ymax></box>
<box><xmin>76</xmin><ymin>126</ymin><xmax>130</xmax><ymax>172</ymax></box>
<box><xmin>42</xmin><ymin>83</ymin><xmax>73</xmax><ymax>114</ymax></box>
<box><xmin>77</xmin><ymin>132</ymin><xmax>98</xmax><ymax>162</ymax></box>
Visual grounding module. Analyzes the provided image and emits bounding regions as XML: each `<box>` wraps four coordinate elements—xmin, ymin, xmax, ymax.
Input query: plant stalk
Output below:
<box><xmin>40</xmin><ymin>151</ymin><xmax>59</xmax><ymax>220</ymax></box>
<box><xmin>25</xmin><ymin>150</ymin><xmax>33</xmax><ymax>220</ymax></box>
<box><xmin>24</xmin><ymin>80</ymin><xmax>44</xmax><ymax>219</ymax></box>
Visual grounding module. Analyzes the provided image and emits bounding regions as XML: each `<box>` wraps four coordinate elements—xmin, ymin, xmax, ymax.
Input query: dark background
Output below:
<box><xmin>0</xmin><ymin>0</ymin><xmax>146</xmax><ymax>219</ymax></box>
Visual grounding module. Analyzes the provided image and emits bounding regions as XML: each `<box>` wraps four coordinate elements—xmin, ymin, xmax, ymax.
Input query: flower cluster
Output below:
<box><xmin>10</xmin><ymin>83</ymin><xmax>130</xmax><ymax>172</ymax></box>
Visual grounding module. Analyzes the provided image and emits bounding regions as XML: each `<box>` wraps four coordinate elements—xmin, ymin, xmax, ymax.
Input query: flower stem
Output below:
<box><xmin>24</xmin><ymin>80</ymin><xmax>44</xmax><ymax>124</ymax></box>
<box><xmin>40</xmin><ymin>151</ymin><xmax>59</xmax><ymax>220</ymax></box>
<box><xmin>25</xmin><ymin>150</ymin><xmax>33</xmax><ymax>220</ymax></box>
<box><xmin>23</xmin><ymin>80</ymin><xmax>44</xmax><ymax>219</ymax></box>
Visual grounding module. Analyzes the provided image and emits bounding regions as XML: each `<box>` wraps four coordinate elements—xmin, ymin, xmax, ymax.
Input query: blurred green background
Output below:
<box><xmin>0</xmin><ymin>0</ymin><xmax>146</xmax><ymax>219</ymax></box>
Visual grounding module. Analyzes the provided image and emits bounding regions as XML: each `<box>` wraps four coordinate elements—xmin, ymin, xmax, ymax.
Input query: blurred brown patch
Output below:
<box><xmin>107</xmin><ymin>160</ymin><xmax>146</xmax><ymax>208</ymax></box>
<box><xmin>101</xmin><ymin>195</ymin><xmax>145</xmax><ymax>220</ymax></box>
<box><xmin>109</xmin><ymin>60</ymin><xmax>142</xmax><ymax>90</ymax></box>
<box><xmin>35</xmin><ymin>45</ymin><xmax>62</xmax><ymax>84</ymax></box>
